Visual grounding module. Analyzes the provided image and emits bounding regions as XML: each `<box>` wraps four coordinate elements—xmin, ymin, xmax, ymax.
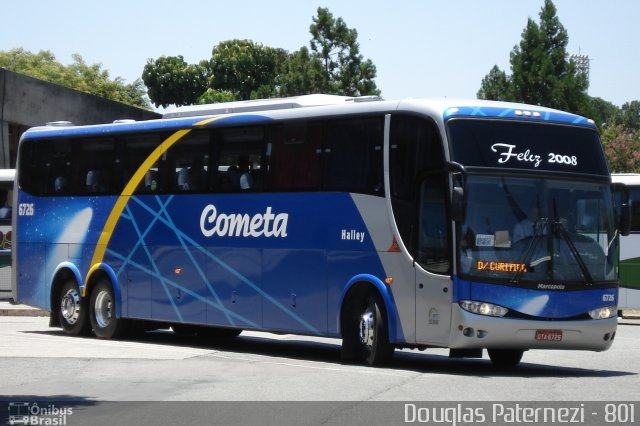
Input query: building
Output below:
<box><xmin>0</xmin><ymin>68</ymin><xmax>160</xmax><ymax>298</ymax></box>
<box><xmin>0</xmin><ymin>68</ymin><xmax>160</xmax><ymax>168</ymax></box>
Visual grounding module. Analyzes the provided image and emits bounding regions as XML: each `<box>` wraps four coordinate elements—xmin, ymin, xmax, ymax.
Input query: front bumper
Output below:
<box><xmin>448</xmin><ymin>304</ymin><xmax>617</xmax><ymax>351</ymax></box>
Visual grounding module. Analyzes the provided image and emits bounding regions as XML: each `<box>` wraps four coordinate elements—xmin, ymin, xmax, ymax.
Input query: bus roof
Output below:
<box><xmin>20</xmin><ymin>96</ymin><xmax>597</xmax><ymax>140</ymax></box>
<box><xmin>162</xmin><ymin>94</ymin><xmax>383</xmax><ymax>118</ymax></box>
<box><xmin>612</xmin><ymin>173</ymin><xmax>640</xmax><ymax>186</ymax></box>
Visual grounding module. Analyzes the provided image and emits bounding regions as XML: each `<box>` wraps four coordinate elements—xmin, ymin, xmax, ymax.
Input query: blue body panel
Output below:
<box><xmin>453</xmin><ymin>276</ymin><xmax>616</xmax><ymax>318</ymax></box>
<box><xmin>16</xmin><ymin>191</ymin><xmax>391</xmax><ymax>337</ymax></box>
<box><xmin>443</xmin><ymin>105</ymin><xmax>597</xmax><ymax>128</ymax></box>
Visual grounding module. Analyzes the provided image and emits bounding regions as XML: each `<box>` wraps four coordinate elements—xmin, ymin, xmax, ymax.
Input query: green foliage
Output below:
<box><xmin>0</xmin><ymin>48</ymin><xmax>149</xmax><ymax>109</ymax></box>
<box><xmin>142</xmin><ymin>7</ymin><xmax>379</xmax><ymax>106</ymax></box>
<box><xmin>309</xmin><ymin>7</ymin><xmax>379</xmax><ymax>96</ymax></box>
<box><xmin>197</xmin><ymin>89</ymin><xmax>236</xmax><ymax>104</ymax></box>
<box><xmin>478</xmin><ymin>0</ymin><xmax>589</xmax><ymax>115</ymax></box>
<box><xmin>601</xmin><ymin>125</ymin><xmax>640</xmax><ymax>173</ymax></box>
<box><xmin>276</xmin><ymin>47</ymin><xmax>322</xmax><ymax>97</ymax></box>
<box><xmin>618</xmin><ymin>101</ymin><xmax>640</xmax><ymax>130</ymax></box>
<box><xmin>477</xmin><ymin>66</ymin><xmax>512</xmax><ymax>101</ymax></box>
<box><xmin>588</xmin><ymin>97</ymin><xmax>620</xmax><ymax>128</ymax></box>
<box><xmin>209</xmin><ymin>40</ymin><xmax>283</xmax><ymax>100</ymax></box>
<box><xmin>142</xmin><ymin>56</ymin><xmax>208</xmax><ymax>108</ymax></box>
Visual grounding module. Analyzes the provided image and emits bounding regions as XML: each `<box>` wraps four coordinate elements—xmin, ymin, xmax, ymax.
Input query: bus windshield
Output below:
<box><xmin>458</xmin><ymin>175</ymin><xmax>618</xmax><ymax>285</ymax></box>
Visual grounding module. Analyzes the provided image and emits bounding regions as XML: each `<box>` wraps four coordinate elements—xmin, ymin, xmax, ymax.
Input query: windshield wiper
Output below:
<box><xmin>510</xmin><ymin>218</ymin><xmax>548</xmax><ymax>284</ymax></box>
<box><xmin>552</xmin><ymin>219</ymin><xmax>594</xmax><ymax>285</ymax></box>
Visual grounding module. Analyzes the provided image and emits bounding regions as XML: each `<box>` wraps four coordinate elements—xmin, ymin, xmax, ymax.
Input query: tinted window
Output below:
<box><xmin>389</xmin><ymin>115</ymin><xmax>445</xmax><ymax>256</ymax></box>
<box><xmin>629</xmin><ymin>187</ymin><xmax>640</xmax><ymax>233</ymax></box>
<box><xmin>322</xmin><ymin>117</ymin><xmax>384</xmax><ymax>195</ymax></box>
<box><xmin>19</xmin><ymin>115</ymin><xmax>387</xmax><ymax>197</ymax></box>
<box><xmin>213</xmin><ymin>127</ymin><xmax>264</xmax><ymax>192</ymax></box>
<box><xmin>0</xmin><ymin>181</ymin><xmax>12</xmax><ymax>224</ymax></box>
<box><xmin>266</xmin><ymin>122</ymin><xmax>321</xmax><ymax>191</ymax></box>
<box><xmin>447</xmin><ymin>119</ymin><xmax>609</xmax><ymax>175</ymax></box>
<box><xmin>418</xmin><ymin>174</ymin><xmax>451</xmax><ymax>273</ymax></box>
<box><xmin>18</xmin><ymin>133</ymin><xmax>169</xmax><ymax>196</ymax></box>
<box><xmin>168</xmin><ymin>130</ymin><xmax>211</xmax><ymax>193</ymax></box>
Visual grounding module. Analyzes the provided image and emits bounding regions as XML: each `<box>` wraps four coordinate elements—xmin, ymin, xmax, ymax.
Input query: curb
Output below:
<box><xmin>0</xmin><ymin>308</ymin><xmax>49</xmax><ymax>317</ymax></box>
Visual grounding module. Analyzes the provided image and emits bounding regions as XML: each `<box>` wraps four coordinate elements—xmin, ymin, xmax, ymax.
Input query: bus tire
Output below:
<box><xmin>89</xmin><ymin>280</ymin><xmax>129</xmax><ymax>339</ymax></box>
<box><xmin>57</xmin><ymin>280</ymin><xmax>91</xmax><ymax>336</ymax></box>
<box><xmin>343</xmin><ymin>291</ymin><xmax>394</xmax><ymax>366</ymax></box>
<box><xmin>488</xmin><ymin>349</ymin><xmax>524</xmax><ymax>369</ymax></box>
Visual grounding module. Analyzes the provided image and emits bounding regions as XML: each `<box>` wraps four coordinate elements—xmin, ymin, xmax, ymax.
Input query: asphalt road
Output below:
<box><xmin>1</xmin><ymin>316</ymin><xmax>638</xmax><ymax>425</ymax></box>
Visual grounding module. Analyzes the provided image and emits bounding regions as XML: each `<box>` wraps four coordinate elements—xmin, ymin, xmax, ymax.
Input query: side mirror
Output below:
<box><xmin>447</xmin><ymin>162</ymin><xmax>467</xmax><ymax>223</ymax></box>
<box><xmin>451</xmin><ymin>186</ymin><xmax>466</xmax><ymax>223</ymax></box>
<box><xmin>620</xmin><ymin>203</ymin><xmax>631</xmax><ymax>237</ymax></box>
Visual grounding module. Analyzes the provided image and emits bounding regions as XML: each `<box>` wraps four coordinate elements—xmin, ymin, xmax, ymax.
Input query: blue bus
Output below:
<box><xmin>12</xmin><ymin>95</ymin><xmax>628</xmax><ymax>367</ymax></box>
<box><xmin>0</xmin><ymin>168</ymin><xmax>15</xmax><ymax>297</ymax></box>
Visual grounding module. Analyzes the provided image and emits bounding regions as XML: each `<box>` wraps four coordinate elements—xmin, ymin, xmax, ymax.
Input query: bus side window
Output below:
<box><xmin>389</xmin><ymin>115</ymin><xmax>446</xmax><ymax>262</ymax></box>
<box><xmin>266</xmin><ymin>121</ymin><xmax>320</xmax><ymax>191</ymax></box>
<box><xmin>123</xmin><ymin>132</ymin><xmax>171</xmax><ymax>195</ymax></box>
<box><xmin>630</xmin><ymin>188</ymin><xmax>640</xmax><ymax>232</ymax></box>
<box><xmin>418</xmin><ymin>175</ymin><xmax>450</xmax><ymax>273</ymax></box>
<box><xmin>322</xmin><ymin>117</ymin><xmax>384</xmax><ymax>195</ymax></box>
<box><xmin>0</xmin><ymin>187</ymin><xmax>11</xmax><ymax>222</ymax></box>
<box><xmin>214</xmin><ymin>126</ymin><xmax>264</xmax><ymax>193</ymax></box>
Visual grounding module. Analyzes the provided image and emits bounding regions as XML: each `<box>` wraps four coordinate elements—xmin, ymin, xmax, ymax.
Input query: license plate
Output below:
<box><xmin>535</xmin><ymin>329</ymin><xmax>563</xmax><ymax>341</ymax></box>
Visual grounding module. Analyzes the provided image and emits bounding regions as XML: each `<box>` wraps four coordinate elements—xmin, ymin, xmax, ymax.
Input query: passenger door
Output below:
<box><xmin>414</xmin><ymin>175</ymin><xmax>453</xmax><ymax>345</ymax></box>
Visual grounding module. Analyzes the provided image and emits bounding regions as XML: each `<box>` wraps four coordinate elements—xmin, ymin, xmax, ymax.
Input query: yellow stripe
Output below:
<box><xmin>86</xmin><ymin>129</ymin><xmax>192</xmax><ymax>285</ymax></box>
<box><xmin>194</xmin><ymin>117</ymin><xmax>220</xmax><ymax>126</ymax></box>
<box><xmin>84</xmin><ymin>115</ymin><xmax>225</xmax><ymax>291</ymax></box>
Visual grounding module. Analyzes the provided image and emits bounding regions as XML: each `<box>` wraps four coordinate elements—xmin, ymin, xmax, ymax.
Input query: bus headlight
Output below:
<box><xmin>588</xmin><ymin>306</ymin><xmax>617</xmax><ymax>320</ymax></box>
<box><xmin>459</xmin><ymin>300</ymin><xmax>508</xmax><ymax>317</ymax></box>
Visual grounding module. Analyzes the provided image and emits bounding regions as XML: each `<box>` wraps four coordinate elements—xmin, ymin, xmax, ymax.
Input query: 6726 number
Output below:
<box><xmin>18</xmin><ymin>203</ymin><xmax>34</xmax><ymax>216</ymax></box>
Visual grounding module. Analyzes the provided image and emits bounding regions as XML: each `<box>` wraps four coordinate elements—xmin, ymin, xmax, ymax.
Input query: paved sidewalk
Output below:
<box><xmin>0</xmin><ymin>300</ymin><xmax>48</xmax><ymax>317</ymax></box>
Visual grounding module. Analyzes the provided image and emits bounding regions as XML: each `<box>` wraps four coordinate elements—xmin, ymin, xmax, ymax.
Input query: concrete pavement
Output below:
<box><xmin>0</xmin><ymin>300</ymin><xmax>48</xmax><ymax>317</ymax></box>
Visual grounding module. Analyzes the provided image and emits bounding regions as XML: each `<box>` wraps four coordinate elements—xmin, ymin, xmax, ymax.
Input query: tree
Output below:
<box><xmin>197</xmin><ymin>88</ymin><xmax>236</xmax><ymax>105</ymax></box>
<box><xmin>209</xmin><ymin>40</ymin><xmax>284</xmax><ymax>100</ymax></box>
<box><xmin>309</xmin><ymin>7</ymin><xmax>380</xmax><ymax>96</ymax></box>
<box><xmin>276</xmin><ymin>47</ymin><xmax>322</xmax><ymax>97</ymax></box>
<box><xmin>478</xmin><ymin>0</ymin><xmax>589</xmax><ymax>115</ymax></box>
<box><xmin>142</xmin><ymin>56</ymin><xmax>208</xmax><ymax>108</ymax></box>
<box><xmin>601</xmin><ymin>125</ymin><xmax>640</xmax><ymax>173</ymax></box>
<box><xmin>0</xmin><ymin>48</ymin><xmax>149</xmax><ymax>109</ymax></box>
<box><xmin>142</xmin><ymin>7</ymin><xmax>380</xmax><ymax>106</ymax></box>
<box><xmin>477</xmin><ymin>66</ymin><xmax>512</xmax><ymax>101</ymax></box>
<box><xmin>588</xmin><ymin>97</ymin><xmax>620</xmax><ymax>128</ymax></box>
<box><xmin>619</xmin><ymin>101</ymin><xmax>640</xmax><ymax>131</ymax></box>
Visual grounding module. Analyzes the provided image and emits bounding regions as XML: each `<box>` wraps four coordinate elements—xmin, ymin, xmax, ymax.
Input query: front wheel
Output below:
<box><xmin>90</xmin><ymin>281</ymin><xmax>129</xmax><ymax>339</ymax></box>
<box><xmin>488</xmin><ymin>349</ymin><xmax>524</xmax><ymax>369</ymax></box>
<box><xmin>343</xmin><ymin>292</ymin><xmax>394</xmax><ymax>366</ymax></box>
<box><xmin>58</xmin><ymin>280</ymin><xmax>91</xmax><ymax>336</ymax></box>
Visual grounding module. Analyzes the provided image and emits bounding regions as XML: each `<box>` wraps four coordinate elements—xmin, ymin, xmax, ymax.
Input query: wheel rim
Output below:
<box><xmin>60</xmin><ymin>288</ymin><xmax>81</xmax><ymax>325</ymax></box>
<box><xmin>359</xmin><ymin>305</ymin><xmax>375</xmax><ymax>351</ymax></box>
<box><xmin>94</xmin><ymin>290</ymin><xmax>112</xmax><ymax>329</ymax></box>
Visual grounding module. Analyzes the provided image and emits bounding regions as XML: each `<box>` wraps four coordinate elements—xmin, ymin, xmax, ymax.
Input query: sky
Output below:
<box><xmin>1</xmin><ymin>0</ymin><xmax>639</xmax><ymax>111</ymax></box>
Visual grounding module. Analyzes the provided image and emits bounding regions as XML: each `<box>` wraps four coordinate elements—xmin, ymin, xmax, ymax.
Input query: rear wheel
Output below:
<box><xmin>90</xmin><ymin>281</ymin><xmax>129</xmax><ymax>339</ymax></box>
<box><xmin>343</xmin><ymin>291</ymin><xmax>394</xmax><ymax>366</ymax></box>
<box><xmin>488</xmin><ymin>349</ymin><xmax>524</xmax><ymax>369</ymax></box>
<box><xmin>58</xmin><ymin>280</ymin><xmax>91</xmax><ymax>336</ymax></box>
